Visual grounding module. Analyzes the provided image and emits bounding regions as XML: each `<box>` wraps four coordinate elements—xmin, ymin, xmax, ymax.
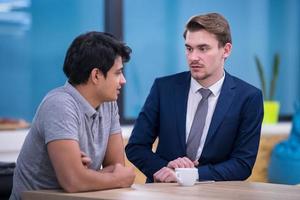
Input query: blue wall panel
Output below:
<box><xmin>0</xmin><ymin>0</ymin><xmax>104</xmax><ymax>121</ymax></box>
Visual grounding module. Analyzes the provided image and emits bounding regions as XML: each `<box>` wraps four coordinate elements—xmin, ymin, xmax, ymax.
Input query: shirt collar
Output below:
<box><xmin>63</xmin><ymin>81</ymin><xmax>97</xmax><ymax>118</ymax></box>
<box><xmin>190</xmin><ymin>71</ymin><xmax>225</xmax><ymax>97</ymax></box>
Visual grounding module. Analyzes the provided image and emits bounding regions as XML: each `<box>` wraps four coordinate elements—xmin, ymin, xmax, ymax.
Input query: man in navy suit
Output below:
<box><xmin>125</xmin><ymin>13</ymin><xmax>264</xmax><ymax>183</ymax></box>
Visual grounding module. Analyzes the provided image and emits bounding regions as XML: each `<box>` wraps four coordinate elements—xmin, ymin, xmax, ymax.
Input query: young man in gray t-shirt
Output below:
<box><xmin>10</xmin><ymin>32</ymin><xmax>135</xmax><ymax>200</ymax></box>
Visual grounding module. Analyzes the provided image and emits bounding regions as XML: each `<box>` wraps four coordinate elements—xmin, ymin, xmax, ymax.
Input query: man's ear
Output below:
<box><xmin>90</xmin><ymin>68</ymin><xmax>104</xmax><ymax>84</ymax></box>
<box><xmin>223</xmin><ymin>43</ymin><xmax>232</xmax><ymax>59</ymax></box>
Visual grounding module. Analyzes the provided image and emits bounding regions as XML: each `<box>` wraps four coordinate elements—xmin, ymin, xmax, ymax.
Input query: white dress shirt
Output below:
<box><xmin>186</xmin><ymin>72</ymin><xmax>225</xmax><ymax>160</ymax></box>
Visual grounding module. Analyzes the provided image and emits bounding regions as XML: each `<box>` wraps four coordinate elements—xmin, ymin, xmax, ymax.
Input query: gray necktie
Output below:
<box><xmin>186</xmin><ymin>88</ymin><xmax>212</xmax><ymax>160</ymax></box>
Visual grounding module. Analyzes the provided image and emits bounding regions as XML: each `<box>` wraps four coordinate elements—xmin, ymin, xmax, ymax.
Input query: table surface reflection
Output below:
<box><xmin>22</xmin><ymin>181</ymin><xmax>300</xmax><ymax>200</ymax></box>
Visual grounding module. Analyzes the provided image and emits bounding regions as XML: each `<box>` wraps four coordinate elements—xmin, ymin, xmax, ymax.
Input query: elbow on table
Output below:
<box><xmin>62</xmin><ymin>183</ymin><xmax>81</xmax><ymax>193</ymax></box>
<box><xmin>59</xmin><ymin>174</ymin><xmax>86</xmax><ymax>193</ymax></box>
<box><xmin>232</xmin><ymin>165</ymin><xmax>253</xmax><ymax>181</ymax></box>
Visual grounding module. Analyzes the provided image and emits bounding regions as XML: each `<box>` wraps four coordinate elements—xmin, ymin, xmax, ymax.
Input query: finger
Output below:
<box><xmin>159</xmin><ymin>168</ymin><xmax>173</xmax><ymax>182</ymax></box>
<box><xmin>169</xmin><ymin>157</ymin><xmax>193</xmax><ymax>169</ymax></box>
<box><xmin>154</xmin><ymin>172</ymin><xmax>165</xmax><ymax>182</ymax></box>
<box><xmin>168</xmin><ymin>160</ymin><xmax>179</xmax><ymax>169</ymax></box>
<box><xmin>154</xmin><ymin>168</ymin><xmax>165</xmax><ymax>181</ymax></box>
<box><xmin>164</xmin><ymin>176</ymin><xmax>173</xmax><ymax>183</ymax></box>
<box><xmin>164</xmin><ymin>172</ymin><xmax>177</xmax><ymax>183</ymax></box>
<box><xmin>193</xmin><ymin>160</ymin><xmax>199</xmax><ymax>167</ymax></box>
<box><xmin>81</xmin><ymin>157</ymin><xmax>92</xmax><ymax>165</ymax></box>
<box><xmin>178</xmin><ymin>157</ymin><xmax>193</xmax><ymax>168</ymax></box>
<box><xmin>176</xmin><ymin>157</ymin><xmax>188</xmax><ymax>168</ymax></box>
<box><xmin>167</xmin><ymin>161</ymin><xmax>172</xmax><ymax>168</ymax></box>
<box><xmin>82</xmin><ymin>159</ymin><xmax>92</xmax><ymax>168</ymax></box>
<box><xmin>172</xmin><ymin>161</ymin><xmax>180</xmax><ymax>168</ymax></box>
<box><xmin>154</xmin><ymin>168</ymin><xmax>163</xmax><ymax>177</ymax></box>
<box><xmin>153</xmin><ymin>171</ymin><xmax>161</xmax><ymax>180</ymax></box>
<box><xmin>157</xmin><ymin>167</ymin><xmax>173</xmax><ymax>182</ymax></box>
<box><xmin>181</xmin><ymin>157</ymin><xmax>195</xmax><ymax>168</ymax></box>
<box><xmin>80</xmin><ymin>151</ymin><xmax>91</xmax><ymax>162</ymax></box>
<box><xmin>164</xmin><ymin>174</ymin><xmax>173</xmax><ymax>183</ymax></box>
<box><xmin>163</xmin><ymin>169</ymin><xmax>176</xmax><ymax>183</ymax></box>
<box><xmin>80</xmin><ymin>151</ymin><xmax>88</xmax><ymax>157</ymax></box>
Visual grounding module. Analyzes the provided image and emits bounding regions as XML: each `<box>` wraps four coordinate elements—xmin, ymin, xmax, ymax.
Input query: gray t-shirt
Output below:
<box><xmin>9</xmin><ymin>82</ymin><xmax>121</xmax><ymax>200</ymax></box>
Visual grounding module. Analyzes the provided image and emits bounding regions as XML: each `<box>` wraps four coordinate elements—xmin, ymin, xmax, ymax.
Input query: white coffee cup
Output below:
<box><xmin>175</xmin><ymin>168</ymin><xmax>198</xmax><ymax>186</ymax></box>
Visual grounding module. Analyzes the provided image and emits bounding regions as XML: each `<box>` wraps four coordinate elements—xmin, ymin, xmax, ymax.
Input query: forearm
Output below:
<box><xmin>61</xmin><ymin>167</ymin><xmax>121</xmax><ymax>192</ymax></box>
<box><xmin>126</xmin><ymin>143</ymin><xmax>168</xmax><ymax>180</ymax></box>
<box><xmin>48</xmin><ymin>140</ymin><xmax>134</xmax><ymax>193</ymax></box>
<box><xmin>126</xmin><ymin>126</ymin><xmax>167</xmax><ymax>180</ymax></box>
<box><xmin>197</xmin><ymin>157</ymin><xmax>253</xmax><ymax>181</ymax></box>
<box><xmin>99</xmin><ymin>165</ymin><xmax>115</xmax><ymax>173</ymax></box>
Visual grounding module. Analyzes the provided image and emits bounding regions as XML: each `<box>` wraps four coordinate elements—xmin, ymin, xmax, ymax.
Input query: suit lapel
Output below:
<box><xmin>204</xmin><ymin>72</ymin><xmax>236</xmax><ymax>144</ymax></box>
<box><xmin>175</xmin><ymin>72</ymin><xmax>191</xmax><ymax>152</ymax></box>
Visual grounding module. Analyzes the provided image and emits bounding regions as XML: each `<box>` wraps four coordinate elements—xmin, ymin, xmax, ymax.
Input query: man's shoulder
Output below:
<box><xmin>225</xmin><ymin>73</ymin><xmax>262</xmax><ymax>99</ymax></box>
<box><xmin>155</xmin><ymin>71</ymin><xmax>190</xmax><ymax>84</ymax></box>
<box><xmin>226</xmin><ymin>72</ymin><xmax>261</xmax><ymax>95</ymax></box>
<box><xmin>38</xmin><ymin>86</ymin><xmax>78</xmax><ymax>113</ymax></box>
<box><xmin>45</xmin><ymin>86</ymin><xmax>75</xmax><ymax>103</ymax></box>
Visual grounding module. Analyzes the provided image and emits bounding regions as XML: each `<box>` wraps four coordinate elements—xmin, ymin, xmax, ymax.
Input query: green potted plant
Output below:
<box><xmin>255</xmin><ymin>53</ymin><xmax>280</xmax><ymax>124</ymax></box>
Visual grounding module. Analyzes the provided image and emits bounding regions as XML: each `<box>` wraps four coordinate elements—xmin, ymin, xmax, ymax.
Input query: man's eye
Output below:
<box><xmin>199</xmin><ymin>47</ymin><xmax>209</xmax><ymax>52</ymax></box>
<box><xmin>186</xmin><ymin>47</ymin><xmax>192</xmax><ymax>52</ymax></box>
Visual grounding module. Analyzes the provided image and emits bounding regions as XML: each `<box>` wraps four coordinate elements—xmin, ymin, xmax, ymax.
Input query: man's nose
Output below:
<box><xmin>188</xmin><ymin>51</ymin><xmax>200</xmax><ymax>61</ymax></box>
<box><xmin>120</xmin><ymin>74</ymin><xmax>126</xmax><ymax>85</ymax></box>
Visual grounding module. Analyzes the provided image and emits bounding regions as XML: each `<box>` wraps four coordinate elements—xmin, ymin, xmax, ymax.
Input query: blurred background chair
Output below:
<box><xmin>0</xmin><ymin>162</ymin><xmax>15</xmax><ymax>200</ymax></box>
<box><xmin>268</xmin><ymin>103</ymin><xmax>300</xmax><ymax>184</ymax></box>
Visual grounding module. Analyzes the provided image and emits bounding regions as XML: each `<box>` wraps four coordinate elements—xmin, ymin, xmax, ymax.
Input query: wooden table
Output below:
<box><xmin>22</xmin><ymin>181</ymin><xmax>300</xmax><ymax>200</ymax></box>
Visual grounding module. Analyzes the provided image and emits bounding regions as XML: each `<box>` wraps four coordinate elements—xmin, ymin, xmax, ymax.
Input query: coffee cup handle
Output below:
<box><xmin>175</xmin><ymin>172</ymin><xmax>182</xmax><ymax>183</ymax></box>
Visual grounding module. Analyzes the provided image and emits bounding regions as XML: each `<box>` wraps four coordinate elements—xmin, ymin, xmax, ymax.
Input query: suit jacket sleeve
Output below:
<box><xmin>197</xmin><ymin>90</ymin><xmax>264</xmax><ymax>181</ymax></box>
<box><xmin>125</xmin><ymin>79</ymin><xmax>168</xmax><ymax>181</ymax></box>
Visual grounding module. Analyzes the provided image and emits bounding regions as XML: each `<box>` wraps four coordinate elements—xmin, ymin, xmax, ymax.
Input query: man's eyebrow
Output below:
<box><xmin>185</xmin><ymin>43</ymin><xmax>209</xmax><ymax>48</ymax></box>
<box><xmin>116</xmin><ymin>67</ymin><xmax>124</xmax><ymax>72</ymax></box>
<box><xmin>197</xmin><ymin>44</ymin><xmax>209</xmax><ymax>48</ymax></box>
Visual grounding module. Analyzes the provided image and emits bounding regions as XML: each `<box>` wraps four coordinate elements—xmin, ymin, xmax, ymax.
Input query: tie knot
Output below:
<box><xmin>199</xmin><ymin>88</ymin><xmax>211</xmax><ymax>100</ymax></box>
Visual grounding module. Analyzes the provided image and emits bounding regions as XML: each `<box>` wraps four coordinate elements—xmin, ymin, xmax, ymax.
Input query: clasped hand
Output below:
<box><xmin>153</xmin><ymin>157</ymin><xmax>198</xmax><ymax>183</ymax></box>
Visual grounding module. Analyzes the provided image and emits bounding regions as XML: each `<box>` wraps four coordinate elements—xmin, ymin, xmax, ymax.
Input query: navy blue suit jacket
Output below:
<box><xmin>125</xmin><ymin>71</ymin><xmax>264</xmax><ymax>182</ymax></box>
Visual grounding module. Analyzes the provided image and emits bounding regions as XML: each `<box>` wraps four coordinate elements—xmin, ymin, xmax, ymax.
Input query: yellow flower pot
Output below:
<box><xmin>263</xmin><ymin>101</ymin><xmax>280</xmax><ymax>124</ymax></box>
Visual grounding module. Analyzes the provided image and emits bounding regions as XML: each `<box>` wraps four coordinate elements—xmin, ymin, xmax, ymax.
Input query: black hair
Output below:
<box><xmin>63</xmin><ymin>31</ymin><xmax>132</xmax><ymax>85</ymax></box>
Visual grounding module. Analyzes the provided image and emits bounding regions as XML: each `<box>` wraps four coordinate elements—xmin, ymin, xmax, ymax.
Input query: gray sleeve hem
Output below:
<box><xmin>45</xmin><ymin>136</ymin><xmax>79</xmax><ymax>144</ymax></box>
<box><xmin>109</xmin><ymin>128</ymin><xmax>122</xmax><ymax>135</ymax></box>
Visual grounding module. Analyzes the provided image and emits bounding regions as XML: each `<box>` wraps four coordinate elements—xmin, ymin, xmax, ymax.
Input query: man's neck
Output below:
<box><xmin>197</xmin><ymin>69</ymin><xmax>225</xmax><ymax>88</ymax></box>
<box><xmin>74</xmin><ymin>84</ymin><xmax>102</xmax><ymax>109</ymax></box>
